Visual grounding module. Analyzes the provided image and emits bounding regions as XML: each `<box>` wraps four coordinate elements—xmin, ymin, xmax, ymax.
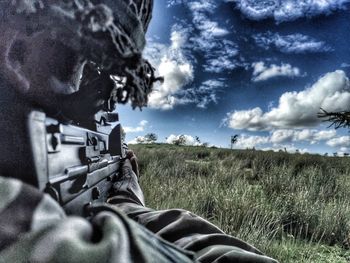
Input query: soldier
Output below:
<box><xmin>0</xmin><ymin>1</ymin><xmax>277</xmax><ymax>262</ymax></box>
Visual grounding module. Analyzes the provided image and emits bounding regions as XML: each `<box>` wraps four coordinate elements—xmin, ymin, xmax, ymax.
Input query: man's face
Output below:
<box><xmin>11</xmin><ymin>28</ymin><xmax>116</xmax><ymax>122</ymax></box>
<box><xmin>4</xmin><ymin>17</ymin><xmax>113</xmax><ymax>117</ymax></box>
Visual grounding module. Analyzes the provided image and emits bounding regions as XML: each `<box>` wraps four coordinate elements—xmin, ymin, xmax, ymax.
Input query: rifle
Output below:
<box><xmin>25</xmin><ymin>63</ymin><xmax>128</xmax><ymax>217</ymax></box>
<box><xmin>1</xmin><ymin>59</ymin><xmax>159</xmax><ymax>216</ymax></box>
<box><xmin>27</xmin><ymin>110</ymin><xmax>126</xmax><ymax>217</ymax></box>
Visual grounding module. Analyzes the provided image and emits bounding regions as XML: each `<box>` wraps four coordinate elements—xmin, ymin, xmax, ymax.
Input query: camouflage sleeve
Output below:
<box><xmin>0</xmin><ymin>176</ymin><xmax>195</xmax><ymax>263</ymax></box>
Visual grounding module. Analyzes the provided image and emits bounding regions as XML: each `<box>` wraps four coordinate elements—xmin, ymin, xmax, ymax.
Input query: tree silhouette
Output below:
<box><xmin>144</xmin><ymin>133</ymin><xmax>157</xmax><ymax>143</ymax></box>
<box><xmin>230</xmin><ymin>135</ymin><xmax>239</xmax><ymax>149</ymax></box>
<box><xmin>318</xmin><ymin>108</ymin><xmax>350</xmax><ymax>129</ymax></box>
<box><xmin>173</xmin><ymin>135</ymin><xmax>187</xmax><ymax>146</ymax></box>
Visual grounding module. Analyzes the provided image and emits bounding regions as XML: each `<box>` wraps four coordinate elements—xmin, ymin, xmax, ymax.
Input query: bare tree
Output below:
<box><xmin>318</xmin><ymin>108</ymin><xmax>350</xmax><ymax>129</ymax></box>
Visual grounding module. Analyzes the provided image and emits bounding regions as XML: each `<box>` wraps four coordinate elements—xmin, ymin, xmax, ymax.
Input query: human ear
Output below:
<box><xmin>0</xmin><ymin>29</ymin><xmax>30</xmax><ymax>92</ymax></box>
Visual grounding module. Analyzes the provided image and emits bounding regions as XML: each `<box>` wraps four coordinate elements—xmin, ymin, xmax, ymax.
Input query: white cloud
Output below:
<box><xmin>234</xmin><ymin>129</ymin><xmax>336</xmax><ymax>150</ymax></box>
<box><xmin>252</xmin><ymin>62</ymin><xmax>302</xmax><ymax>82</ymax></box>
<box><xmin>166</xmin><ymin>134</ymin><xmax>200</xmax><ymax>146</ymax></box>
<box><xmin>128</xmin><ymin>132</ymin><xmax>158</xmax><ymax>144</ymax></box>
<box><xmin>227</xmin><ymin>107</ymin><xmax>265</xmax><ymax>131</ymax></box>
<box><xmin>124</xmin><ymin>120</ymin><xmax>148</xmax><ymax>133</ymax></box>
<box><xmin>167</xmin><ymin>0</ymin><xmax>183</xmax><ymax>7</ymax></box>
<box><xmin>254</xmin><ymin>33</ymin><xmax>332</xmax><ymax>54</ymax></box>
<box><xmin>340</xmin><ymin>147</ymin><xmax>350</xmax><ymax>152</ymax></box>
<box><xmin>187</xmin><ymin>0</ymin><xmax>216</xmax><ymax>11</ymax></box>
<box><xmin>145</xmin><ymin>30</ymin><xmax>194</xmax><ymax>110</ymax></box>
<box><xmin>170</xmin><ymin>30</ymin><xmax>187</xmax><ymax>50</ymax></box>
<box><xmin>145</xmin><ymin>6</ymin><xmax>234</xmax><ymax>110</ymax></box>
<box><xmin>128</xmin><ymin>136</ymin><xmax>145</xmax><ymax>145</ymax></box>
<box><xmin>170</xmin><ymin>1</ymin><xmax>240</xmax><ymax>73</ymax></box>
<box><xmin>235</xmin><ymin>135</ymin><xmax>270</xmax><ymax>149</ymax></box>
<box><xmin>326</xmin><ymin>136</ymin><xmax>350</xmax><ymax>147</ymax></box>
<box><xmin>295</xmin><ymin>129</ymin><xmax>314</xmax><ymax>141</ymax></box>
<box><xmin>191</xmin><ymin>10</ymin><xmax>229</xmax><ymax>38</ymax></box>
<box><xmin>227</xmin><ymin>70</ymin><xmax>350</xmax><ymax>131</ymax></box>
<box><xmin>270</xmin><ymin>129</ymin><xmax>337</xmax><ymax>144</ymax></box>
<box><xmin>148</xmin><ymin>57</ymin><xmax>194</xmax><ymax>110</ymax></box>
<box><xmin>178</xmin><ymin>79</ymin><xmax>226</xmax><ymax>109</ymax></box>
<box><xmin>234</xmin><ymin>134</ymin><xmax>310</xmax><ymax>153</ymax></box>
<box><xmin>313</xmin><ymin>130</ymin><xmax>337</xmax><ymax>141</ymax></box>
<box><xmin>261</xmin><ymin>145</ymin><xmax>309</xmax><ymax>154</ymax></box>
<box><xmin>203</xmin><ymin>40</ymin><xmax>239</xmax><ymax>73</ymax></box>
<box><xmin>230</xmin><ymin>0</ymin><xmax>350</xmax><ymax>23</ymax></box>
<box><xmin>270</xmin><ymin>130</ymin><xmax>295</xmax><ymax>144</ymax></box>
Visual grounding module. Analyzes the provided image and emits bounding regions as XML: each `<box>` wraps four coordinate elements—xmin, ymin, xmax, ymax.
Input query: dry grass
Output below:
<box><xmin>132</xmin><ymin>144</ymin><xmax>350</xmax><ymax>262</ymax></box>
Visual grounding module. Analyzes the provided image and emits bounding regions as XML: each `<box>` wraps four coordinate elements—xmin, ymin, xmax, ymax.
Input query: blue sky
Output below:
<box><xmin>119</xmin><ymin>0</ymin><xmax>350</xmax><ymax>155</ymax></box>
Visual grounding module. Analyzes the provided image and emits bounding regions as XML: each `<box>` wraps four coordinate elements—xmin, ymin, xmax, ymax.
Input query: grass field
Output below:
<box><xmin>131</xmin><ymin>143</ymin><xmax>350</xmax><ymax>262</ymax></box>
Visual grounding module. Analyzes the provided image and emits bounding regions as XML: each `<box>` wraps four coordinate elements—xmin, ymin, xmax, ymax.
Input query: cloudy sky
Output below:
<box><xmin>119</xmin><ymin>0</ymin><xmax>350</xmax><ymax>154</ymax></box>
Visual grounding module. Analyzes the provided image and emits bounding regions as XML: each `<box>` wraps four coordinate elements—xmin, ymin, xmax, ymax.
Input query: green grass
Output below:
<box><xmin>131</xmin><ymin>144</ymin><xmax>350</xmax><ymax>262</ymax></box>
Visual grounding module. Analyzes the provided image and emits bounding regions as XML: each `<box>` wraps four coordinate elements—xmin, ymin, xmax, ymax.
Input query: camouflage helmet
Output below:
<box><xmin>2</xmin><ymin>0</ymin><xmax>157</xmax><ymax>108</ymax></box>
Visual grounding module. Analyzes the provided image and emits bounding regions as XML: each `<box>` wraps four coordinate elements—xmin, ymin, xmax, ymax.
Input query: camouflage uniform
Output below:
<box><xmin>0</xmin><ymin>159</ymin><xmax>278</xmax><ymax>263</ymax></box>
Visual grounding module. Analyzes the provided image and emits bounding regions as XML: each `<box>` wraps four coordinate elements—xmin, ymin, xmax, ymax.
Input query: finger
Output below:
<box><xmin>130</xmin><ymin>156</ymin><xmax>139</xmax><ymax>178</ymax></box>
<box><xmin>125</xmin><ymin>150</ymin><xmax>139</xmax><ymax>177</ymax></box>
<box><xmin>126</xmin><ymin>150</ymin><xmax>135</xmax><ymax>159</ymax></box>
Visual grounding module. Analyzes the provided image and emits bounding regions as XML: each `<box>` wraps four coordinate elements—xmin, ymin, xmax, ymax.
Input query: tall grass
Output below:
<box><xmin>132</xmin><ymin>144</ymin><xmax>350</xmax><ymax>262</ymax></box>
